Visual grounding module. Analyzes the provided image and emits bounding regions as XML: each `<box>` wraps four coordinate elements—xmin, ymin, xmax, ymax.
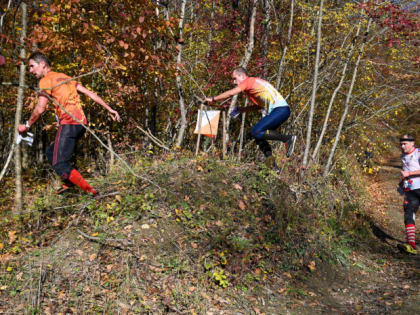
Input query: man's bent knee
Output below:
<box><xmin>251</xmin><ymin>126</ymin><xmax>264</xmax><ymax>140</ymax></box>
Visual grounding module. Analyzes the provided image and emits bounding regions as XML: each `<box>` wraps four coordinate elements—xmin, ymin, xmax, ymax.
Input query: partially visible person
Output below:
<box><xmin>205</xmin><ymin>67</ymin><xmax>296</xmax><ymax>169</ymax></box>
<box><xmin>18</xmin><ymin>52</ymin><xmax>121</xmax><ymax>196</ymax></box>
<box><xmin>399</xmin><ymin>134</ymin><xmax>420</xmax><ymax>254</ymax></box>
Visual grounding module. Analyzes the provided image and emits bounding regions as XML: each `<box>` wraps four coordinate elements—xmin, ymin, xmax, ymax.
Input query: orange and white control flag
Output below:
<box><xmin>194</xmin><ymin>110</ymin><xmax>220</xmax><ymax>139</ymax></box>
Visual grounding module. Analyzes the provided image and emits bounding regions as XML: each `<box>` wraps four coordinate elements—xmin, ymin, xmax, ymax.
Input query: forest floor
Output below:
<box><xmin>0</xmin><ymin>150</ymin><xmax>419</xmax><ymax>314</ymax></box>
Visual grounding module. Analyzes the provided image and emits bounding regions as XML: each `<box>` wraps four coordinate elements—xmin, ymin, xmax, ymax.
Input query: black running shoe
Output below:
<box><xmin>286</xmin><ymin>135</ymin><xmax>297</xmax><ymax>158</ymax></box>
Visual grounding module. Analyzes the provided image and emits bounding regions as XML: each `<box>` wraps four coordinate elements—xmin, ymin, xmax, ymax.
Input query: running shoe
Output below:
<box><xmin>398</xmin><ymin>243</ymin><xmax>418</xmax><ymax>255</ymax></box>
<box><xmin>285</xmin><ymin>135</ymin><xmax>297</xmax><ymax>158</ymax></box>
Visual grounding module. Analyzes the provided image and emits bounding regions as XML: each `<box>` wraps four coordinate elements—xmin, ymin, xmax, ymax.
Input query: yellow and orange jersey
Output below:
<box><xmin>238</xmin><ymin>77</ymin><xmax>288</xmax><ymax>113</ymax></box>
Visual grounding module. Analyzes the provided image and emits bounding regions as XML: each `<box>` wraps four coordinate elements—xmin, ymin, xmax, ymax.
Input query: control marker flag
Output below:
<box><xmin>194</xmin><ymin>110</ymin><xmax>220</xmax><ymax>139</ymax></box>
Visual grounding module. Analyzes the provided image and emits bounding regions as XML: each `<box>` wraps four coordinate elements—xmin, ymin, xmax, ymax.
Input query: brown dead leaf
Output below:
<box><xmin>8</xmin><ymin>231</ymin><xmax>17</xmax><ymax>244</ymax></box>
<box><xmin>278</xmin><ymin>287</ymin><xmax>287</xmax><ymax>294</ymax></box>
<box><xmin>0</xmin><ymin>254</ymin><xmax>13</xmax><ymax>262</ymax></box>
<box><xmin>233</xmin><ymin>183</ymin><xmax>243</xmax><ymax>190</ymax></box>
<box><xmin>89</xmin><ymin>254</ymin><xmax>97</xmax><ymax>262</ymax></box>
<box><xmin>76</xmin><ymin>249</ymin><xmax>83</xmax><ymax>256</ymax></box>
<box><xmin>16</xmin><ymin>272</ymin><xmax>23</xmax><ymax>281</ymax></box>
<box><xmin>191</xmin><ymin>242</ymin><xmax>198</xmax><ymax>249</ymax></box>
<box><xmin>239</xmin><ymin>200</ymin><xmax>246</xmax><ymax>210</ymax></box>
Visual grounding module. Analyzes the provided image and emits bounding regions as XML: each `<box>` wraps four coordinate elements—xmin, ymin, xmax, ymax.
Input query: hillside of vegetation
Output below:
<box><xmin>0</xmin><ymin>149</ymin><xmax>418</xmax><ymax>314</ymax></box>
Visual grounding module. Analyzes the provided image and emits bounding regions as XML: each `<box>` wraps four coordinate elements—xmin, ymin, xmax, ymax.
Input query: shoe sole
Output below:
<box><xmin>286</xmin><ymin>135</ymin><xmax>297</xmax><ymax>158</ymax></box>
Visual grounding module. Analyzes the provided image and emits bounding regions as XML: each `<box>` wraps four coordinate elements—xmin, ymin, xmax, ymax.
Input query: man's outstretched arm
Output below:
<box><xmin>204</xmin><ymin>86</ymin><xmax>242</xmax><ymax>104</ymax></box>
<box><xmin>18</xmin><ymin>95</ymin><xmax>48</xmax><ymax>133</ymax></box>
<box><xmin>77</xmin><ymin>84</ymin><xmax>121</xmax><ymax>122</ymax></box>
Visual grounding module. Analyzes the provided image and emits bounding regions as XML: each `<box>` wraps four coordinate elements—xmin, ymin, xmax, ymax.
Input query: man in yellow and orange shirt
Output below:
<box><xmin>18</xmin><ymin>52</ymin><xmax>120</xmax><ymax>196</ymax></box>
<box><xmin>205</xmin><ymin>67</ymin><xmax>296</xmax><ymax>168</ymax></box>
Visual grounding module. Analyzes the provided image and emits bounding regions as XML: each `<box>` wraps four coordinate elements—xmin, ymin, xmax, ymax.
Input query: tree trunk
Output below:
<box><xmin>0</xmin><ymin>0</ymin><xmax>12</xmax><ymax>33</ymax></box>
<box><xmin>175</xmin><ymin>0</ymin><xmax>188</xmax><ymax>147</ymax></box>
<box><xmin>275</xmin><ymin>0</ymin><xmax>294</xmax><ymax>90</ymax></box>
<box><xmin>107</xmin><ymin>132</ymin><xmax>114</xmax><ymax>173</ymax></box>
<box><xmin>261</xmin><ymin>0</ymin><xmax>272</xmax><ymax>78</ymax></box>
<box><xmin>310</xmin><ymin>23</ymin><xmax>362</xmax><ymax>164</ymax></box>
<box><xmin>13</xmin><ymin>2</ymin><xmax>27</xmax><ymax>215</ymax></box>
<box><xmin>302</xmin><ymin>0</ymin><xmax>323</xmax><ymax>168</ymax></box>
<box><xmin>323</xmin><ymin>19</ymin><xmax>372</xmax><ymax>177</ymax></box>
<box><xmin>224</xmin><ymin>0</ymin><xmax>258</xmax><ymax>152</ymax></box>
<box><xmin>238</xmin><ymin>98</ymin><xmax>248</xmax><ymax>161</ymax></box>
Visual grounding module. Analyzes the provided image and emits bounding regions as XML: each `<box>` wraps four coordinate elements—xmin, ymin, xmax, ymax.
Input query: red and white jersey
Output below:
<box><xmin>401</xmin><ymin>148</ymin><xmax>420</xmax><ymax>190</ymax></box>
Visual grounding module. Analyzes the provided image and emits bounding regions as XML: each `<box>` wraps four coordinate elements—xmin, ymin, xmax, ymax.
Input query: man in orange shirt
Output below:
<box><xmin>18</xmin><ymin>52</ymin><xmax>120</xmax><ymax>196</ymax></box>
<box><xmin>205</xmin><ymin>67</ymin><xmax>296</xmax><ymax>167</ymax></box>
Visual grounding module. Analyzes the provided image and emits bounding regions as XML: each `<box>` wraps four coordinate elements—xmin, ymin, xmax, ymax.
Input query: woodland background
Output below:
<box><xmin>0</xmin><ymin>1</ymin><xmax>419</xmax><ymax>313</ymax></box>
<box><xmin>0</xmin><ymin>0</ymin><xmax>419</xmax><ymax>209</ymax></box>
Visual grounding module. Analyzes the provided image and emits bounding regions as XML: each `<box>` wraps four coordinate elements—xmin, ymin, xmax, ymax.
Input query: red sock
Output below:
<box><xmin>405</xmin><ymin>224</ymin><xmax>416</xmax><ymax>249</ymax></box>
<box><xmin>68</xmin><ymin>169</ymin><xmax>97</xmax><ymax>196</ymax></box>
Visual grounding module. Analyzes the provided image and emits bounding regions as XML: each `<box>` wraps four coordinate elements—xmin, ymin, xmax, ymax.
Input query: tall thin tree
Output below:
<box><xmin>323</xmin><ymin>19</ymin><xmax>372</xmax><ymax>177</ymax></box>
<box><xmin>13</xmin><ymin>2</ymin><xmax>27</xmax><ymax>215</ymax></box>
<box><xmin>175</xmin><ymin>0</ymin><xmax>188</xmax><ymax>147</ymax></box>
<box><xmin>302</xmin><ymin>0</ymin><xmax>323</xmax><ymax>168</ymax></box>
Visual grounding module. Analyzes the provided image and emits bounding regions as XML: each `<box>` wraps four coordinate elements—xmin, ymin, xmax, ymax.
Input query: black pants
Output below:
<box><xmin>403</xmin><ymin>188</ymin><xmax>420</xmax><ymax>225</ymax></box>
<box><xmin>46</xmin><ymin>124</ymin><xmax>85</xmax><ymax>180</ymax></box>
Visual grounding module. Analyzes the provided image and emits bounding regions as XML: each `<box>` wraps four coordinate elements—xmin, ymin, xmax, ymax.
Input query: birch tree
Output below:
<box><xmin>275</xmin><ymin>0</ymin><xmax>294</xmax><ymax>90</ymax></box>
<box><xmin>13</xmin><ymin>2</ymin><xmax>27</xmax><ymax>215</ymax></box>
<box><xmin>310</xmin><ymin>23</ymin><xmax>362</xmax><ymax>164</ymax></box>
<box><xmin>224</xmin><ymin>0</ymin><xmax>258</xmax><ymax>155</ymax></box>
<box><xmin>302</xmin><ymin>0</ymin><xmax>324</xmax><ymax>168</ymax></box>
<box><xmin>323</xmin><ymin>19</ymin><xmax>372</xmax><ymax>177</ymax></box>
<box><xmin>175</xmin><ymin>0</ymin><xmax>188</xmax><ymax>147</ymax></box>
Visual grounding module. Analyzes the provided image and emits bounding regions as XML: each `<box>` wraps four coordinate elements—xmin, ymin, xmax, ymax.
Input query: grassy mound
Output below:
<box><xmin>0</xmin><ymin>152</ymin><xmax>373</xmax><ymax>313</ymax></box>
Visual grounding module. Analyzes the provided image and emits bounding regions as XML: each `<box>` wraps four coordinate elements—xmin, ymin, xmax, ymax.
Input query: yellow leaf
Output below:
<box><xmin>308</xmin><ymin>260</ymin><xmax>316</xmax><ymax>272</ymax></box>
<box><xmin>107</xmin><ymin>216</ymin><xmax>114</xmax><ymax>223</ymax></box>
<box><xmin>115</xmin><ymin>195</ymin><xmax>122</xmax><ymax>203</ymax></box>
